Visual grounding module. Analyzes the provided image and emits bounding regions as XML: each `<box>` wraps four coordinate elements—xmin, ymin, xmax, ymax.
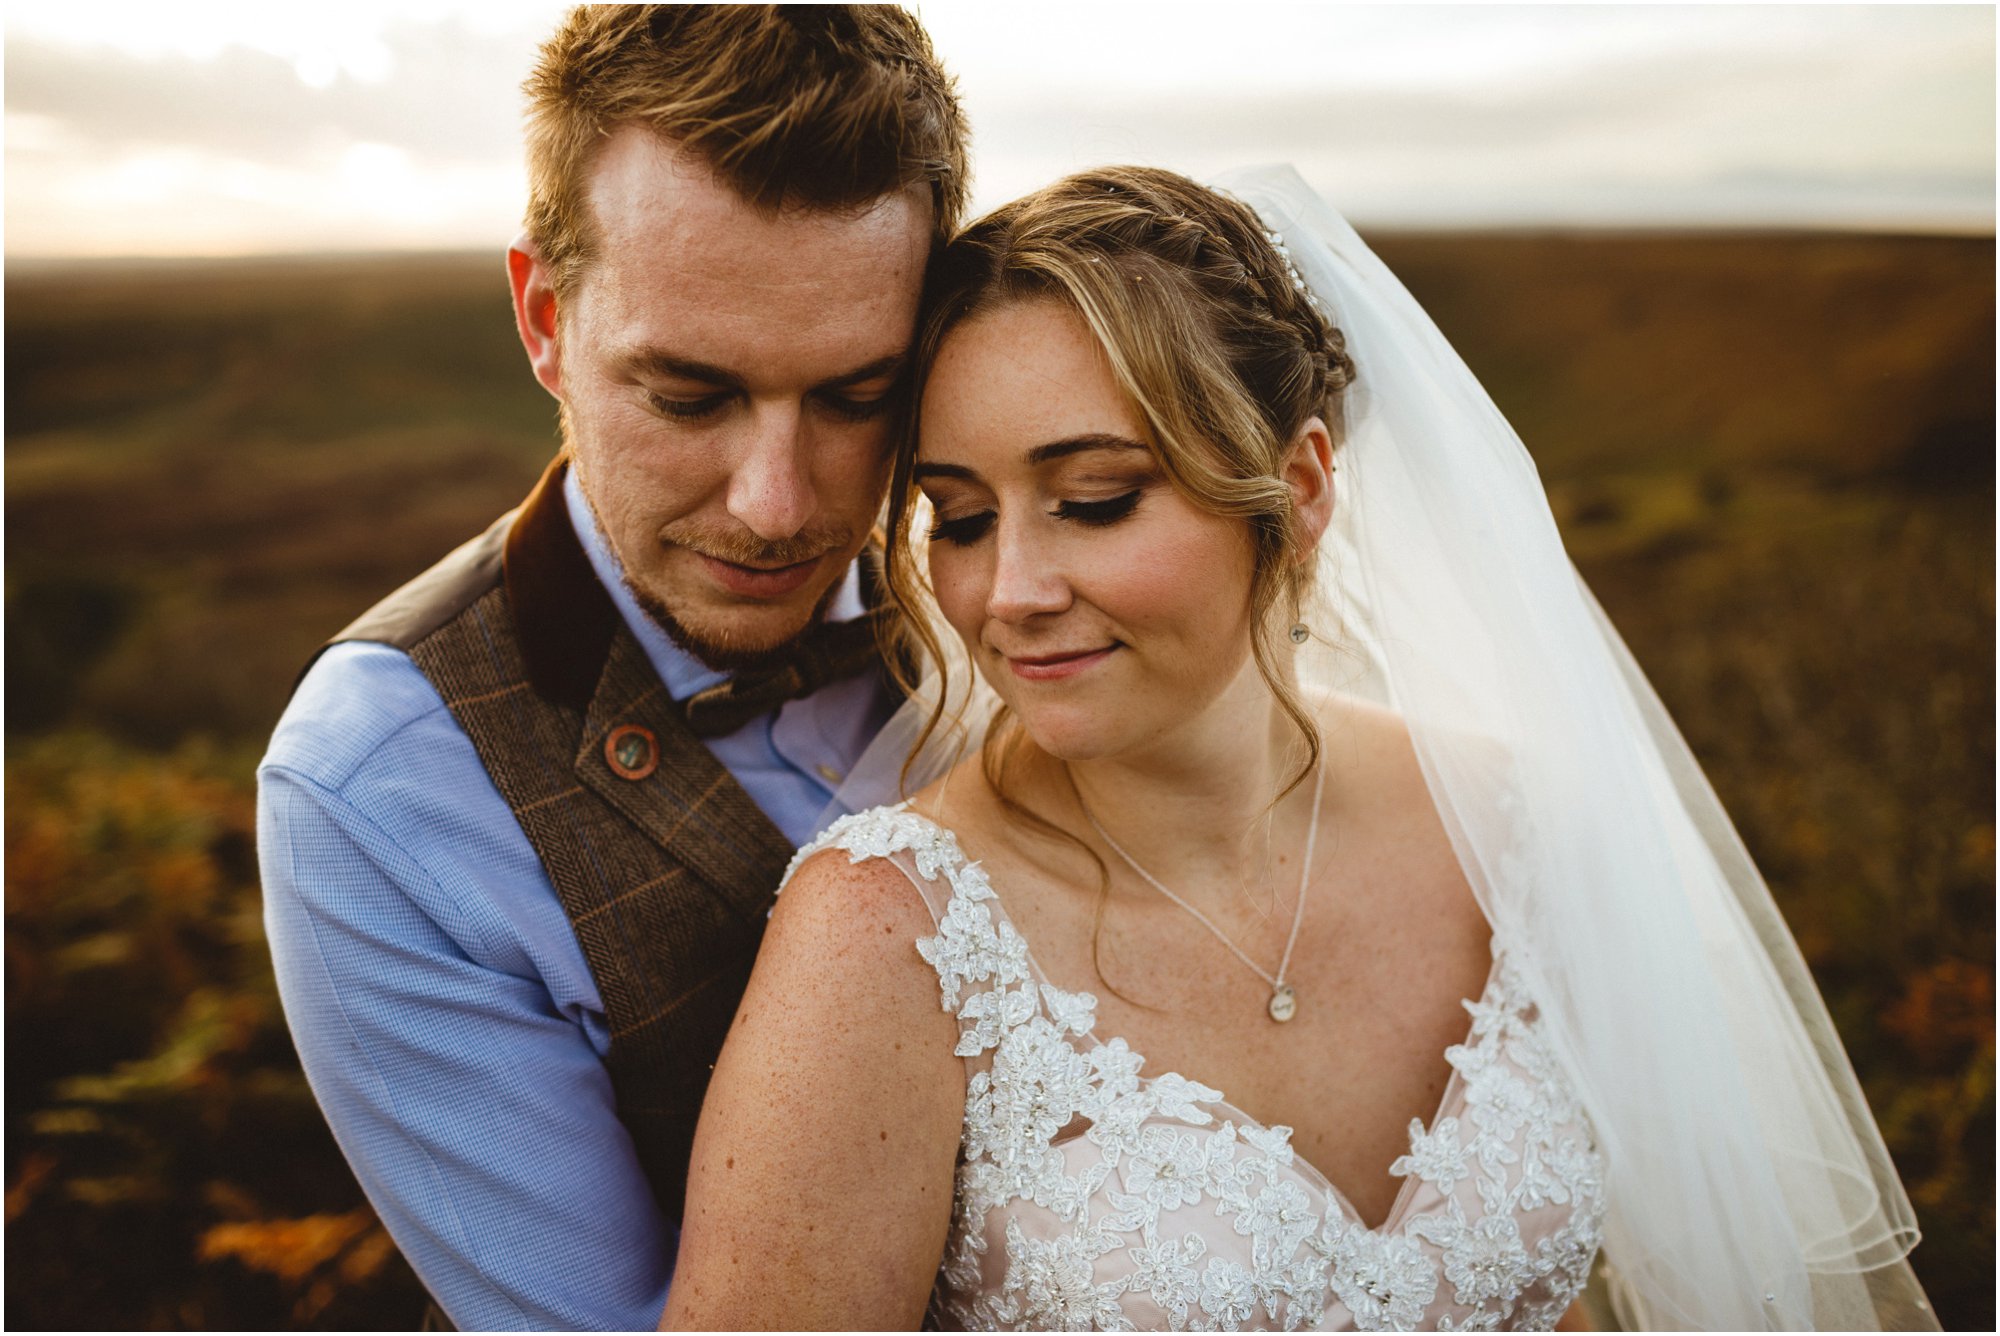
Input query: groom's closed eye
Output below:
<box><xmin>646</xmin><ymin>386</ymin><xmax>896</xmax><ymax>424</ymax></box>
<box><xmin>631</xmin><ymin>349</ymin><xmax>905</xmax><ymax>426</ymax></box>
<box><xmin>648</xmin><ymin>390</ymin><xmax>733</xmax><ymax>421</ymax></box>
<box><xmin>812</xmin><ymin>388</ymin><xmax>898</xmax><ymax>422</ymax></box>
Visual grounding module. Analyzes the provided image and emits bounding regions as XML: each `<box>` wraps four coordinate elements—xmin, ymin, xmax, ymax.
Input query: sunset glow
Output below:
<box><xmin>6</xmin><ymin>3</ymin><xmax>1992</xmax><ymax>257</ymax></box>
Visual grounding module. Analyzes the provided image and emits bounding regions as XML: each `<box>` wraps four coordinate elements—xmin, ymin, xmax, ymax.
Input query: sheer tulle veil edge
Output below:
<box><xmin>825</xmin><ymin>165</ymin><xmax>1934</xmax><ymax>1332</ymax></box>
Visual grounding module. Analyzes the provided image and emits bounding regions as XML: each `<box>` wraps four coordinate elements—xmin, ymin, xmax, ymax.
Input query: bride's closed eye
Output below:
<box><xmin>926</xmin><ymin>488</ymin><xmax>1145</xmax><ymax>547</ymax></box>
<box><xmin>1053</xmin><ymin>489</ymin><xmax>1142</xmax><ymax>526</ymax></box>
<box><xmin>928</xmin><ymin>510</ymin><xmax>995</xmax><ymax>546</ymax></box>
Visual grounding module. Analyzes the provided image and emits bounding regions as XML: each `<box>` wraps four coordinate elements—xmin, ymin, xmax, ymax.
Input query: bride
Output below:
<box><xmin>660</xmin><ymin>167</ymin><xmax>1932</xmax><ymax>1331</ymax></box>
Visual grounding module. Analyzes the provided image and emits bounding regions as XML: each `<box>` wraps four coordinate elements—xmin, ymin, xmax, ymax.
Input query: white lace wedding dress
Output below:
<box><xmin>787</xmin><ymin>804</ymin><xmax>1608</xmax><ymax>1332</ymax></box>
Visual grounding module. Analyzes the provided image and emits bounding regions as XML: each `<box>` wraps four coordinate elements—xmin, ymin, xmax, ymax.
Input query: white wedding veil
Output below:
<box><xmin>827</xmin><ymin>165</ymin><xmax>1934</xmax><ymax>1331</ymax></box>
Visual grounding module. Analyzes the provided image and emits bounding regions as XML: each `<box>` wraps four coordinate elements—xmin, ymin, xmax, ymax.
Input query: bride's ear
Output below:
<box><xmin>1281</xmin><ymin>416</ymin><xmax>1336</xmax><ymax>559</ymax></box>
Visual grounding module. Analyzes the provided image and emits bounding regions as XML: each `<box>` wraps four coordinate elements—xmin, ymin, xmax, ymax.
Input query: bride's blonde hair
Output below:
<box><xmin>882</xmin><ymin>165</ymin><xmax>1357</xmax><ymax>799</ymax></box>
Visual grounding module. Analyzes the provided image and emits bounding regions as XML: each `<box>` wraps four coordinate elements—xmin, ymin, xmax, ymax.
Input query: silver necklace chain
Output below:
<box><xmin>1079</xmin><ymin>756</ymin><xmax>1326</xmax><ymax>1022</ymax></box>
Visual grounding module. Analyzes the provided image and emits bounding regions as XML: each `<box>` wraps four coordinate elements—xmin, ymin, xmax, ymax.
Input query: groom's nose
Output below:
<box><xmin>725</xmin><ymin>405</ymin><xmax>814</xmax><ymax>540</ymax></box>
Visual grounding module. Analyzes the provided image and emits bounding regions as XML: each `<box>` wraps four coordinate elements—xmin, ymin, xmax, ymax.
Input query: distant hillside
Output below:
<box><xmin>5</xmin><ymin>233</ymin><xmax>1992</xmax><ymax>1330</ymax></box>
<box><xmin>8</xmin><ymin>233</ymin><xmax>1989</xmax><ymax>744</ymax></box>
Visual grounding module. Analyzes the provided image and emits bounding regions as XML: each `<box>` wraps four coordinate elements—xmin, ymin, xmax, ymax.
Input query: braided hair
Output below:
<box><xmin>884</xmin><ymin>165</ymin><xmax>1356</xmax><ymax>798</ymax></box>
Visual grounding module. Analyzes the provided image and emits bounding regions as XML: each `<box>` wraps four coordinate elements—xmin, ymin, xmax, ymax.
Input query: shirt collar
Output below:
<box><xmin>562</xmin><ymin>466</ymin><xmax>866</xmax><ymax>702</ymax></box>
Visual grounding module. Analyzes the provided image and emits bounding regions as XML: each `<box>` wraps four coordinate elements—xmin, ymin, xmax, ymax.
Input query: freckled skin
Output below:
<box><xmin>918</xmin><ymin>302</ymin><xmax>1262</xmax><ymax>763</ymax></box>
<box><xmin>902</xmin><ymin>301</ymin><xmax>1501</xmax><ymax>1236</ymax></box>
<box><xmin>663</xmin><ymin>853</ymin><xmax>962</xmax><ymax>1330</ymax></box>
<box><xmin>664</xmin><ymin>302</ymin><xmax>1576</xmax><ymax>1329</ymax></box>
<box><xmin>510</xmin><ymin>128</ymin><xmax>929</xmax><ymax>666</ymax></box>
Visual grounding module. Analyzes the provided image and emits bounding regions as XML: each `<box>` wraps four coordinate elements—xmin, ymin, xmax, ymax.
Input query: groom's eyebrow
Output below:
<box><xmin>626</xmin><ymin>352</ymin><xmax>742</xmax><ymax>386</ymax></box>
<box><xmin>624</xmin><ymin>350</ymin><xmax>905</xmax><ymax>391</ymax></box>
<box><xmin>819</xmin><ymin>352</ymin><xmax>907</xmax><ymax>390</ymax></box>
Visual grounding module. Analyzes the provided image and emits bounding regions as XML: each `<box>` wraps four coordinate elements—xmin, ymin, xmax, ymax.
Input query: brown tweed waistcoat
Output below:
<box><xmin>319</xmin><ymin>456</ymin><xmax>798</xmax><ymax>1219</ymax></box>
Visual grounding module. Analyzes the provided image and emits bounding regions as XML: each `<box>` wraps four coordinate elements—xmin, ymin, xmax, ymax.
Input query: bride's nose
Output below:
<box><xmin>984</xmin><ymin>515</ymin><xmax>1072</xmax><ymax>623</ymax></box>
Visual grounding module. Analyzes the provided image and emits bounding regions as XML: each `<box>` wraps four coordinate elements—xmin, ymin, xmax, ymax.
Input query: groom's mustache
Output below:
<box><xmin>659</xmin><ymin>521</ymin><xmax>854</xmax><ymax>569</ymax></box>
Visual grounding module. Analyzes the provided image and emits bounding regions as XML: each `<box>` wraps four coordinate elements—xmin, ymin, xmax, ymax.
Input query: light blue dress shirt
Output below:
<box><xmin>259</xmin><ymin>470</ymin><xmax>893</xmax><ymax>1330</ymax></box>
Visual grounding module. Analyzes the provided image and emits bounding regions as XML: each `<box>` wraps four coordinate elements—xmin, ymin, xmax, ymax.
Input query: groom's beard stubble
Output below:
<box><xmin>627</xmin><ymin>520</ymin><xmax>853</xmax><ymax>674</ymax></box>
<box><xmin>565</xmin><ymin>433</ymin><xmax>855</xmax><ymax>674</ymax></box>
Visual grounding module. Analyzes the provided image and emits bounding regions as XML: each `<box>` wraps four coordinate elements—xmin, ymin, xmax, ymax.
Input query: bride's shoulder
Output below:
<box><xmin>1310</xmin><ymin>694</ymin><xmax>1492</xmax><ymax>935</ymax></box>
<box><xmin>775</xmin><ymin>799</ymin><xmax>978</xmax><ymax>957</ymax></box>
<box><xmin>762</xmin><ymin>809</ymin><xmax>957</xmax><ymax>1014</ymax></box>
<box><xmin>1308</xmin><ymin>690</ymin><xmax>1509</xmax><ymax>832</ymax></box>
<box><xmin>1310</xmin><ymin>689</ymin><xmax>1508</xmax><ymax>788</ymax></box>
<box><xmin>1311</xmin><ymin>690</ymin><xmax>1423</xmax><ymax>779</ymax></box>
<box><xmin>782</xmin><ymin>801</ymin><xmax>964</xmax><ymax>888</ymax></box>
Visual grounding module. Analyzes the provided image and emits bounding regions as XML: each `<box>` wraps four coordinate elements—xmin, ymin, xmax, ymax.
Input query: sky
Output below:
<box><xmin>5</xmin><ymin>3</ymin><xmax>1993</xmax><ymax>258</ymax></box>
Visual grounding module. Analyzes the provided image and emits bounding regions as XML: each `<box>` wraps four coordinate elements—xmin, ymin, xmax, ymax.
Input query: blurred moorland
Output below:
<box><xmin>6</xmin><ymin>234</ymin><xmax>1993</xmax><ymax>1330</ymax></box>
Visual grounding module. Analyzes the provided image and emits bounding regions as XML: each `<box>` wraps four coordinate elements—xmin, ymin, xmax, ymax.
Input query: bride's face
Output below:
<box><xmin>915</xmin><ymin>299</ymin><xmax>1261</xmax><ymax>762</ymax></box>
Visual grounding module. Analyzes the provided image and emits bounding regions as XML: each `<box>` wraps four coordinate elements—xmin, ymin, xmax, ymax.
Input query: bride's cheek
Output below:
<box><xmin>928</xmin><ymin>560</ymin><xmax>984</xmax><ymax>642</ymax></box>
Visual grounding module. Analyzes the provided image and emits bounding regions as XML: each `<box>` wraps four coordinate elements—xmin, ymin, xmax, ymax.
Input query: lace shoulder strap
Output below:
<box><xmin>782</xmin><ymin>802</ymin><xmax>968</xmax><ymax>927</ymax></box>
<box><xmin>785</xmin><ymin>804</ymin><xmax>1071</xmax><ymax>1060</ymax></box>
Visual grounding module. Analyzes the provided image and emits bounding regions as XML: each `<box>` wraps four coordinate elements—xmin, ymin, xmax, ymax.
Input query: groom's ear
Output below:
<box><xmin>1282</xmin><ymin>416</ymin><xmax>1337</xmax><ymax>559</ymax></box>
<box><xmin>508</xmin><ymin>233</ymin><xmax>564</xmax><ymax>400</ymax></box>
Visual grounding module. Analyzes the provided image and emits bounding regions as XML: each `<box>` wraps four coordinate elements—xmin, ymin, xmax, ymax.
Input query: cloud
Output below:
<box><xmin>959</xmin><ymin>15</ymin><xmax>1995</xmax><ymax>228</ymax></box>
<box><xmin>4</xmin><ymin>17</ymin><xmax>539</xmax><ymax>254</ymax></box>
<box><xmin>4</xmin><ymin>4</ymin><xmax>1991</xmax><ymax>254</ymax></box>
<box><xmin>5</xmin><ymin>19</ymin><xmax>524</xmax><ymax>170</ymax></box>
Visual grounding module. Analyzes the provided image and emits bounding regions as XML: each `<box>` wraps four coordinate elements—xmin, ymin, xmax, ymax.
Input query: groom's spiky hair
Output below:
<box><xmin>524</xmin><ymin>4</ymin><xmax>969</xmax><ymax>297</ymax></box>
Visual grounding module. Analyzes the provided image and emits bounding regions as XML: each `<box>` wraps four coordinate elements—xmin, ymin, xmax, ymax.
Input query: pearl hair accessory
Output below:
<box><xmin>1263</xmin><ymin>227</ymin><xmax>1326</xmax><ymax>317</ymax></box>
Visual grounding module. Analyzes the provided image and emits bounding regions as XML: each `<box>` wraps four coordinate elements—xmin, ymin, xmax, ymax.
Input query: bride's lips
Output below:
<box><xmin>1003</xmin><ymin>646</ymin><xmax>1118</xmax><ymax>682</ymax></box>
<box><xmin>697</xmin><ymin>551</ymin><xmax>822</xmax><ymax>599</ymax></box>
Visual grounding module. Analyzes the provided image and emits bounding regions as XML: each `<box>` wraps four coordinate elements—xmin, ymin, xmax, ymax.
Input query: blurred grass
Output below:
<box><xmin>5</xmin><ymin>236</ymin><xmax>1992</xmax><ymax>1329</ymax></box>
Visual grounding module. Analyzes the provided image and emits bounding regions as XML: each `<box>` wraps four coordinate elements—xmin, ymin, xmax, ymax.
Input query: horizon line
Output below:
<box><xmin>9</xmin><ymin>219</ymin><xmax>1994</xmax><ymax>271</ymax></box>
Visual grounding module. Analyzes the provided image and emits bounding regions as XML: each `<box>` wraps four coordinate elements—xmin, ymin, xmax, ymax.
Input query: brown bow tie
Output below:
<box><xmin>679</xmin><ymin>616</ymin><xmax>882</xmax><ymax>739</ymax></box>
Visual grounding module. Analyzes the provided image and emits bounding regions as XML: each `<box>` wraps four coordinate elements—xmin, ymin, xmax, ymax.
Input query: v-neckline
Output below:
<box><xmin>943</xmin><ymin>812</ymin><xmax>1499</xmax><ymax>1237</ymax></box>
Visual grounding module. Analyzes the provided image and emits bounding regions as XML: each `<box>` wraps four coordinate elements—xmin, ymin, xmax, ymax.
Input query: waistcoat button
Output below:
<box><xmin>605</xmin><ymin>724</ymin><xmax>659</xmax><ymax>780</ymax></box>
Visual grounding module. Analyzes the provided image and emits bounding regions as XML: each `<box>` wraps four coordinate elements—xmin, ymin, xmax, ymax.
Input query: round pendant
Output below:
<box><xmin>1268</xmin><ymin>984</ymin><xmax>1297</xmax><ymax>1023</ymax></box>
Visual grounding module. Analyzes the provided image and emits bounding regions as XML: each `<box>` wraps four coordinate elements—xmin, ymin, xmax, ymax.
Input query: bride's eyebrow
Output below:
<box><xmin>912</xmin><ymin>433</ymin><xmax>1151</xmax><ymax>485</ymax></box>
<box><xmin>1025</xmin><ymin>433</ymin><xmax>1150</xmax><ymax>465</ymax></box>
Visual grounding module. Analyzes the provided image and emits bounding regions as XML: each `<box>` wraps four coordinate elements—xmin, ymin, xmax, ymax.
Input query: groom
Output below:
<box><xmin>257</xmin><ymin>6</ymin><xmax>967</xmax><ymax>1328</ymax></box>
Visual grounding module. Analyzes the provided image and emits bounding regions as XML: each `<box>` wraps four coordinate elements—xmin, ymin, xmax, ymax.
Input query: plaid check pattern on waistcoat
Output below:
<box><xmin>318</xmin><ymin>456</ymin><xmax>795</xmax><ymax>1217</ymax></box>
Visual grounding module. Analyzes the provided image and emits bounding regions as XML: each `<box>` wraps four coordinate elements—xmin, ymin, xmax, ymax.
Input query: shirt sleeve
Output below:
<box><xmin>259</xmin><ymin>695</ymin><xmax>674</xmax><ymax>1329</ymax></box>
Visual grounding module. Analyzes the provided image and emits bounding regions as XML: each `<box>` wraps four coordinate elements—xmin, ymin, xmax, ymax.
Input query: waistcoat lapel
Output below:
<box><xmin>572</xmin><ymin>633</ymin><xmax>793</xmax><ymax>920</ymax></box>
<box><xmin>502</xmin><ymin>457</ymin><xmax>792</xmax><ymax>913</ymax></box>
<box><xmin>380</xmin><ymin>455</ymin><xmax>795</xmax><ymax>1214</ymax></box>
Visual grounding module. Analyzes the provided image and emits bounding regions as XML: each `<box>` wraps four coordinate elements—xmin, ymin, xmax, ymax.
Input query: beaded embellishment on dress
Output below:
<box><xmin>787</xmin><ymin>805</ymin><xmax>1607</xmax><ymax>1332</ymax></box>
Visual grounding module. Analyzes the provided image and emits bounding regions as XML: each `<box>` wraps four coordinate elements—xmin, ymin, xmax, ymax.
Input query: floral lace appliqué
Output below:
<box><xmin>790</xmin><ymin>805</ymin><xmax>1606</xmax><ymax>1331</ymax></box>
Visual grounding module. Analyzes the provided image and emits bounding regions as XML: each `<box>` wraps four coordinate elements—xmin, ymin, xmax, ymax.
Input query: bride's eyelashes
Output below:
<box><xmin>926</xmin><ymin>488</ymin><xmax>1145</xmax><ymax>547</ymax></box>
<box><xmin>928</xmin><ymin>510</ymin><xmax>996</xmax><ymax>545</ymax></box>
<box><xmin>1053</xmin><ymin>489</ymin><xmax>1142</xmax><ymax>526</ymax></box>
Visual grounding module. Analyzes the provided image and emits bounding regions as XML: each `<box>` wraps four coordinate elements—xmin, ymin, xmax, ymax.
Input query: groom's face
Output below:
<box><xmin>513</xmin><ymin>127</ymin><xmax>931</xmax><ymax>667</ymax></box>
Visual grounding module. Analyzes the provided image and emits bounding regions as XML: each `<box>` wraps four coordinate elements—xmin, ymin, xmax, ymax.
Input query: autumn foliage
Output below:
<box><xmin>6</xmin><ymin>238</ymin><xmax>1991</xmax><ymax>1328</ymax></box>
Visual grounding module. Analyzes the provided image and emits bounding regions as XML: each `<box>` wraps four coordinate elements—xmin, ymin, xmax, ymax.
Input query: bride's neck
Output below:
<box><xmin>1045</xmin><ymin>666</ymin><xmax>1316</xmax><ymax>904</ymax></box>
